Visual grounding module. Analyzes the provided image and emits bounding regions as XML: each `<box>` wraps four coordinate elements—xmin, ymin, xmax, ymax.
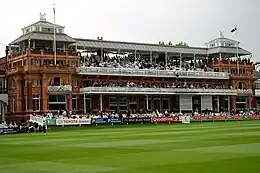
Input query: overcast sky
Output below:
<box><xmin>0</xmin><ymin>0</ymin><xmax>259</xmax><ymax>61</ymax></box>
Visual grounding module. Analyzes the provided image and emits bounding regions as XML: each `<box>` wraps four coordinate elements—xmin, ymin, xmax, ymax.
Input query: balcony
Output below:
<box><xmin>77</xmin><ymin>67</ymin><xmax>229</xmax><ymax>79</ymax></box>
<box><xmin>236</xmin><ymin>89</ymin><xmax>253</xmax><ymax>96</ymax></box>
<box><xmin>48</xmin><ymin>85</ymin><xmax>72</xmax><ymax>93</ymax></box>
<box><xmin>80</xmin><ymin>87</ymin><xmax>237</xmax><ymax>95</ymax></box>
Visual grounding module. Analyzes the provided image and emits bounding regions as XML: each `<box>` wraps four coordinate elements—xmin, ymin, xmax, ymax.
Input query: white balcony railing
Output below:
<box><xmin>80</xmin><ymin>87</ymin><xmax>238</xmax><ymax>95</ymax></box>
<box><xmin>48</xmin><ymin>85</ymin><xmax>72</xmax><ymax>92</ymax></box>
<box><xmin>77</xmin><ymin>67</ymin><xmax>229</xmax><ymax>79</ymax></box>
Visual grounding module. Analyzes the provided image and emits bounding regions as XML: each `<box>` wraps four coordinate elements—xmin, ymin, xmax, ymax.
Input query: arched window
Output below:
<box><xmin>11</xmin><ymin>78</ymin><xmax>16</xmax><ymax>88</ymax></box>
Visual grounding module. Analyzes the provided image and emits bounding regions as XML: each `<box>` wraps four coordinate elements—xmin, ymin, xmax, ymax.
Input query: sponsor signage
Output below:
<box><xmin>0</xmin><ymin>128</ymin><xmax>18</xmax><ymax>134</ymax></box>
<box><xmin>91</xmin><ymin>118</ymin><xmax>108</xmax><ymax>124</ymax></box>
<box><xmin>193</xmin><ymin>116</ymin><xmax>210</xmax><ymax>121</ymax></box>
<box><xmin>108</xmin><ymin>118</ymin><xmax>122</xmax><ymax>124</ymax></box>
<box><xmin>248</xmin><ymin>115</ymin><xmax>260</xmax><ymax>119</ymax></box>
<box><xmin>151</xmin><ymin>117</ymin><xmax>179</xmax><ymax>123</ymax></box>
<box><xmin>213</xmin><ymin>116</ymin><xmax>227</xmax><ymax>121</ymax></box>
<box><xmin>231</xmin><ymin>115</ymin><xmax>244</xmax><ymax>120</ymax></box>
<box><xmin>123</xmin><ymin>117</ymin><xmax>151</xmax><ymax>124</ymax></box>
<box><xmin>91</xmin><ymin>118</ymin><xmax>122</xmax><ymax>124</ymax></box>
<box><xmin>56</xmin><ymin>119</ymin><xmax>91</xmax><ymax>126</ymax></box>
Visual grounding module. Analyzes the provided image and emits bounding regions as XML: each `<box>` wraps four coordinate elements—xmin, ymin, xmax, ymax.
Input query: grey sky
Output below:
<box><xmin>0</xmin><ymin>0</ymin><xmax>259</xmax><ymax>61</ymax></box>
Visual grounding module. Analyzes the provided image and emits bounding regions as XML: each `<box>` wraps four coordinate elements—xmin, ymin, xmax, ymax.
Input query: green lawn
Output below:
<box><xmin>1</xmin><ymin>121</ymin><xmax>260</xmax><ymax>173</ymax></box>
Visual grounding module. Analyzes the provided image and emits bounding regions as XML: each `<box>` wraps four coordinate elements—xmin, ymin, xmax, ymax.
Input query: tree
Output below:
<box><xmin>175</xmin><ymin>42</ymin><xmax>189</xmax><ymax>47</ymax></box>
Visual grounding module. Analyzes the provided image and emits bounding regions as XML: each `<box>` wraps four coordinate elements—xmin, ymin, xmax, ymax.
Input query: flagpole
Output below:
<box><xmin>53</xmin><ymin>4</ymin><xmax>57</xmax><ymax>65</ymax></box>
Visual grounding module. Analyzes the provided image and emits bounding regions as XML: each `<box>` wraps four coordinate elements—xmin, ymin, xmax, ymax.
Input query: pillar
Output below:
<box><xmin>231</xmin><ymin>96</ymin><xmax>236</xmax><ymax>110</ymax></box>
<box><xmin>193</xmin><ymin>54</ymin><xmax>196</xmax><ymax>68</ymax></box>
<box><xmin>150</xmin><ymin>51</ymin><xmax>153</xmax><ymax>64</ymax></box>
<box><xmin>146</xmin><ymin>95</ymin><xmax>149</xmax><ymax>111</ymax></box>
<box><xmin>67</xmin><ymin>94</ymin><xmax>72</xmax><ymax>111</ymax></box>
<box><xmin>101</xmin><ymin>48</ymin><xmax>104</xmax><ymax>62</ymax></box>
<box><xmin>165</xmin><ymin>52</ymin><xmax>168</xmax><ymax>68</ymax></box>
<box><xmin>180</xmin><ymin>53</ymin><xmax>182</xmax><ymax>68</ymax></box>
<box><xmin>100</xmin><ymin>94</ymin><xmax>103</xmax><ymax>111</ymax></box>
<box><xmin>83</xmin><ymin>94</ymin><xmax>86</xmax><ymax>114</ymax></box>
<box><xmin>217</xmin><ymin>96</ymin><xmax>220</xmax><ymax>112</ymax></box>
<box><xmin>134</xmin><ymin>50</ymin><xmax>137</xmax><ymax>63</ymax></box>
<box><xmin>33</xmin><ymin>41</ymin><xmax>35</xmax><ymax>49</ymax></box>
<box><xmin>27</xmin><ymin>77</ymin><xmax>33</xmax><ymax>112</ymax></box>
<box><xmin>63</xmin><ymin>44</ymin><xmax>66</xmax><ymax>52</ymax></box>
<box><xmin>228</xmin><ymin>96</ymin><xmax>230</xmax><ymax>112</ymax></box>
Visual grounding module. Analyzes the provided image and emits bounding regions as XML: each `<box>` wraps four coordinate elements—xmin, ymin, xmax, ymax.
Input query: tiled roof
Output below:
<box><xmin>9</xmin><ymin>32</ymin><xmax>76</xmax><ymax>45</ymax></box>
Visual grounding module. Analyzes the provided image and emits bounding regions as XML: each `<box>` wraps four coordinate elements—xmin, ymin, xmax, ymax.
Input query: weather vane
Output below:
<box><xmin>219</xmin><ymin>31</ymin><xmax>224</xmax><ymax>38</ymax></box>
<box><xmin>40</xmin><ymin>13</ymin><xmax>46</xmax><ymax>21</ymax></box>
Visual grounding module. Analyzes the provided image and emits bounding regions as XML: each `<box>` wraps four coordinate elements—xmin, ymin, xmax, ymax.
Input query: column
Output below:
<box><xmin>165</xmin><ymin>52</ymin><xmax>168</xmax><ymax>68</ymax></box>
<box><xmin>228</xmin><ymin>96</ymin><xmax>230</xmax><ymax>112</ymax></box>
<box><xmin>100</xmin><ymin>94</ymin><xmax>103</xmax><ymax>111</ymax></box>
<box><xmin>180</xmin><ymin>53</ymin><xmax>182</xmax><ymax>68</ymax></box>
<box><xmin>150</xmin><ymin>51</ymin><xmax>153</xmax><ymax>64</ymax></box>
<box><xmin>134</xmin><ymin>50</ymin><xmax>137</xmax><ymax>63</ymax></box>
<box><xmin>83</xmin><ymin>94</ymin><xmax>86</xmax><ymax>114</ymax></box>
<box><xmin>217</xmin><ymin>96</ymin><xmax>220</xmax><ymax>112</ymax></box>
<box><xmin>32</xmin><ymin>41</ymin><xmax>36</xmax><ymax>49</ymax></box>
<box><xmin>63</xmin><ymin>44</ymin><xmax>66</xmax><ymax>52</ymax></box>
<box><xmin>27</xmin><ymin>77</ymin><xmax>33</xmax><ymax>111</ymax></box>
<box><xmin>231</xmin><ymin>96</ymin><xmax>236</xmax><ymax>110</ymax></box>
<box><xmin>101</xmin><ymin>48</ymin><xmax>104</xmax><ymax>62</ymax></box>
<box><xmin>67</xmin><ymin>94</ymin><xmax>72</xmax><ymax>111</ymax></box>
<box><xmin>1</xmin><ymin>105</ymin><xmax>5</xmax><ymax>122</ymax></box>
<box><xmin>146</xmin><ymin>95</ymin><xmax>149</xmax><ymax>111</ymax></box>
<box><xmin>219</xmin><ymin>52</ymin><xmax>222</xmax><ymax>60</ymax></box>
<box><xmin>193</xmin><ymin>54</ymin><xmax>196</xmax><ymax>68</ymax></box>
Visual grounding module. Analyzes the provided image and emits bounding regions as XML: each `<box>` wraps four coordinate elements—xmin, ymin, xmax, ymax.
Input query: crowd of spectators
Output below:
<box><xmin>83</xmin><ymin>80</ymin><xmax>231</xmax><ymax>90</ymax></box>
<box><xmin>81</xmin><ymin>54</ymin><xmax>209</xmax><ymax>71</ymax></box>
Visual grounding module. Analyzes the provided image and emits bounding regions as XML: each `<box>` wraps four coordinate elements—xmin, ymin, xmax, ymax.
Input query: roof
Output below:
<box><xmin>72</xmin><ymin>38</ymin><xmax>251</xmax><ymax>56</ymax></box>
<box><xmin>72</xmin><ymin>38</ymin><xmax>208</xmax><ymax>55</ymax></box>
<box><xmin>22</xmin><ymin>20</ymin><xmax>64</xmax><ymax>30</ymax></box>
<box><xmin>254</xmin><ymin>71</ymin><xmax>260</xmax><ymax>79</ymax></box>
<box><xmin>9</xmin><ymin>32</ymin><xmax>76</xmax><ymax>45</ymax></box>
<box><xmin>208</xmin><ymin>46</ymin><xmax>251</xmax><ymax>55</ymax></box>
<box><xmin>207</xmin><ymin>37</ymin><xmax>240</xmax><ymax>45</ymax></box>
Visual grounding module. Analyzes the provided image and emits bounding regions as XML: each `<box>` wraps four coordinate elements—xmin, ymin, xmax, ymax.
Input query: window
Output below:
<box><xmin>72</xmin><ymin>95</ymin><xmax>77</xmax><ymax>110</ymax></box>
<box><xmin>36</xmin><ymin>27</ymin><xmax>40</xmax><ymax>32</ymax></box>
<box><xmin>49</xmin><ymin>95</ymin><xmax>66</xmax><ymax>102</ymax></box>
<box><xmin>32</xmin><ymin>95</ymin><xmax>40</xmax><ymax>111</ymax></box>
<box><xmin>32</xmin><ymin>59</ymin><xmax>40</xmax><ymax>65</ymax></box>
<box><xmin>11</xmin><ymin>79</ymin><xmax>16</xmax><ymax>88</ymax></box>
<box><xmin>12</xmin><ymin>96</ymin><xmax>17</xmax><ymax>112</ymax></box>
<box><xmin>32</xmin><ymin>79</ymin><xmax>41</xmax><ymax>87</ymax></box>
<box><xmin>59</xmin><ymin>29</ymin><xmax>62</xmax><ymax>33</ymax></box>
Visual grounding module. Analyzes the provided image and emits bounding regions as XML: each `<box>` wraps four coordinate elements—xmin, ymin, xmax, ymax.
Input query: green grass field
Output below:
<box><xmin>1</xmin><ymin>121</ymin><xmax>260</xmax><ymax>173</ymax></box>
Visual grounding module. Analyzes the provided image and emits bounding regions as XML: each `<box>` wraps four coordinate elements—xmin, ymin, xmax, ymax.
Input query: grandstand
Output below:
<box><xmin>1</xmin><ymin>14</ymin><xmax>255</xmax><ymax>121</ymax></box>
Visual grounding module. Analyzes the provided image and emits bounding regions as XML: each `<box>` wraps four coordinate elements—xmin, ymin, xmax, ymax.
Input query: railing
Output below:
<box><xmin>77</xmin><ymin>67</ymin><xmax>229</xmax><ymax>79</ymax></box>
<box><xmin>7</xmin><ymin>65</ymin><xmax>72</xmax><ymax>74</ymax></box>
<box><xmin>48</xmin><ymin>85</ymin><xmax>72</xmax><ymax>92</ymax></box>
<box><xmin>80</xmin><ymin>87</ymin><xmax>238</xmax><ymax>95</ymax></box>
<box><xmin>237</xmin><ymin>89</ymin><xmax>253</xmax><ymax>95</ymax></box>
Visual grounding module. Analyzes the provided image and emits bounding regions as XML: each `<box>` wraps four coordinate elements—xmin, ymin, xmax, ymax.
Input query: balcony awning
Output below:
<box><xmin>80</xmin><ymin>87</ymin><xmax>239</xmax><ymax>96</ymax></box>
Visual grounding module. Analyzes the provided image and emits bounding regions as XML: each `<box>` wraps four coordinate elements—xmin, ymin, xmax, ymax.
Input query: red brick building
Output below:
<box><xmin>3</xmin><ymin>16</ymin><xmax>254</xmax><ymax>121</ymax></box>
